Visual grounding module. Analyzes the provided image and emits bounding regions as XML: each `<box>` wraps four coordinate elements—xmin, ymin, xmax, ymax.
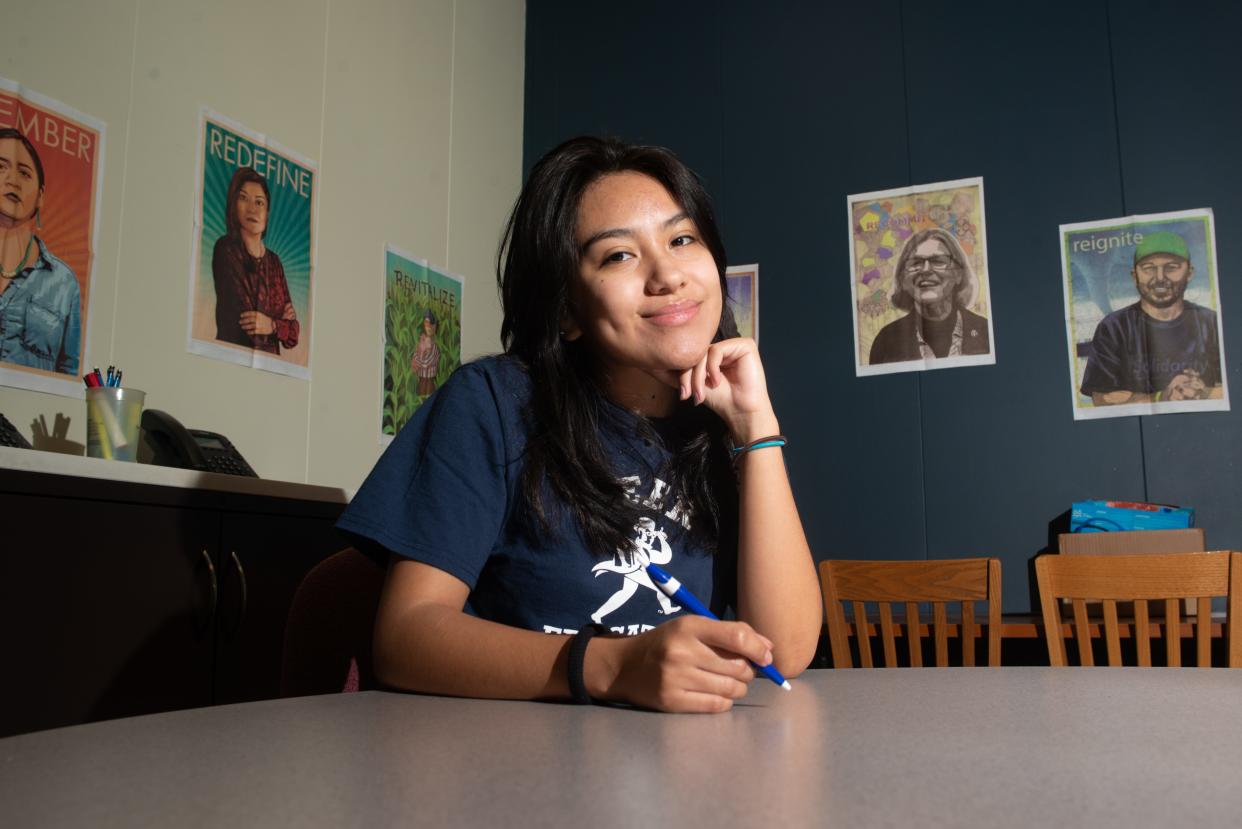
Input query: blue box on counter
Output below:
<box><xmin>1070</xmin><ymin>500</ymin><xmax>1195</xmax><ymax>533</ymax></box>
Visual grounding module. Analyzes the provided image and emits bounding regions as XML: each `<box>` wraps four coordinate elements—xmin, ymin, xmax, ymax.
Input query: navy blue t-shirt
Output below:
<box><xmin>1081</xmin><ymin>301</ymin><xmax>1222</xmax><ymax>396</ymax></box>
<box><xmin>337</xmin><ymin>356</ymin><xmax>734</xmax><ymax>636</ymax></box>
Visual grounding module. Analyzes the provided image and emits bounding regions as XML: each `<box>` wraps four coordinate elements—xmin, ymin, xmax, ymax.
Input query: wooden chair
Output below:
<box><xmin>819</xmin><ymin>558</ymin><xmax>1002</xmax><ymax>668</ymax></box>
<box><xmin>1034</xmin><ymin>551</ymin><xmax>1242</xmax><ymax>668</ymax></box>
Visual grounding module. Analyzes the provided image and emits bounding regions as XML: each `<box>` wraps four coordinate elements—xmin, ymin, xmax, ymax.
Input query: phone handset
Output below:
<box><xmin>141</xmin><ymin>409</ymin><xmax>209</xmax><ymax>471</ymax></box>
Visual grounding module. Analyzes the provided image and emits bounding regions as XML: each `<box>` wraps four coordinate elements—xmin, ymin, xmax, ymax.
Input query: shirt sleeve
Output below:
<box><xmin>268</xmin><ymin>255</ymin><xmax>299</xmax><ymax>349</ymax></box>
<box><xmin>337</xmin><ymin>364</ymin><xmax>511</xmax><ymax>589</ymax></box>
<box><xmin>1080</xmin><ymin>316</ymin><xmax>1127</xmax><ymax>395</ymax></box>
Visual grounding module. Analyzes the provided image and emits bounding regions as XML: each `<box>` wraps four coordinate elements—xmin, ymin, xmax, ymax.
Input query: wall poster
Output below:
<box><xmin>1060</xmin><ymin>208</ymin><xmax>1228</xmax><ymax>420</ymax></box>
<box><xmin>381</xmin><ymin>245</ymin><xmax>463</xmax><ymax>444</ymax></box>
<box><xmin>725</xmin><ymin>263</ymin><xmax>758</xmax><ymax>341</ymax></box>
<box><xmin>0</xmin><ymin>77</ymin><xmax>105</xmax><ymax>397</ymax></box>
<box><xmin>187</xmin><ymin>108</ymin><xmax>316</xmax><ymax>380</ymax></box>
<box><xmin>847</xmin><ymin>177</ymin><xmax>995</xmax><ymax>376</ymax></box>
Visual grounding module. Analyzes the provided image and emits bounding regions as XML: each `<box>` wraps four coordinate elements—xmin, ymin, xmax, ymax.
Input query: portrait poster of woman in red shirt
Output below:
<box><xmin>188</xmin><ymin>109</ymin><xmax>315</xmax><ymax>380</ymax></box>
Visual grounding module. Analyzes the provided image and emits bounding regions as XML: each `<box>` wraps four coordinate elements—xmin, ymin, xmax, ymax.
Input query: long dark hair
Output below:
<box><xmin>497</xmin><ymin>136</ymin><xmax>739</xmax><ymax>559</ymax></box>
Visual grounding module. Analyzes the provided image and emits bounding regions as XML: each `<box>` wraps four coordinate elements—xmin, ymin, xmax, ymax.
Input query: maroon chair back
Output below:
<box><xmin>280</xmin><ymin>548</ymin><xmax>386</xmax><ymax>696</ymax></box>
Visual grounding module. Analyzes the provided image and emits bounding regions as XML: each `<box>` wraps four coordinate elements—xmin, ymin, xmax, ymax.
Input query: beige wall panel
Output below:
<box><xmin>306</xmin><ymin>0</ymin><xmax>456</xmax><ymax>489</ymax></box>
<box><xmin>0</xmin><ymin>0</ymin><xmax>138</xmax><ymax>453</ymax></box>
<box><xmin>110</xmin><ymin>0</ymin><xmax>328</xmax><ymax>483</ymax></box>
<box><xmin>447</xmin><ymin>0</ymin><xmax>524</xmax><ymax>364</ymax></box>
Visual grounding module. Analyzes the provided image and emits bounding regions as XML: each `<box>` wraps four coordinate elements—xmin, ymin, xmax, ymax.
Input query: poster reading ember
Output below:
<box><xmin>1060</xmin><ymin>208</ymin><xmax>1228</xmax><ymax>420</ymax></box>
<box><xmin>0</xmin><ymin>77</ymin><xmax>104</xmax><ymax>397</ymax></box>
<box><xmin>188</xmin><ymin>109</ymin><xmax>316</xmax><ymax>380</ymax></box>
<box><xmin>381</xmin><ymin>245</ymin><xmax>463</xmax><ymax>444</ymax></box>
<box><xmin>847</xmin><ymin>177</ymin><xmax>995</xmax><ymax>377</ymax></box>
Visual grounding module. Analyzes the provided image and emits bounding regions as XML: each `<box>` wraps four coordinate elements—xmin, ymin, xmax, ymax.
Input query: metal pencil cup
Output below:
<box><xmin>85</xmin><ymin>387</ymin><xmax>145</xmax><ymax>462</ymax></box>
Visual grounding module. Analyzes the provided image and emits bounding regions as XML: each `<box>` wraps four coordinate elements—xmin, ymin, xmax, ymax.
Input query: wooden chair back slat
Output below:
<box><xmin>932</xmin><ymin>602</ymin><xmax>949</xmax><ymax>667</ymax></box>
<box><xmin>879</xmin><ymin>603</ymin><xmax>898</xmax><ymax>667</ymax></box>
<box><xmin>1102</xmin><ymin>599</ymin><xmax>1122</xmax><ymax>666</ymax></box>
<box><xmin>961</xmin><ymin>601</ymin><xmax>976</xmax><ymax>667</ymax></box>
<box><xmin>819</xmin><ymin>558</ymin><xmax>1002</xmax><ymax>668</ymax></box>
<box><xmin>1035</xmin><ymin>551</ymin><xmax>1241</xmax><ymax>668</ymax></box>
<box><xmin>1071</xmin><ymin>599</ymin><xmax>1094</xmax><ymax>666</ymax></box>
<box><xmin>1166</xmin><ymin>599</ymin><xmax>1181</xmax><ymax>667</ymax></box>
<box><xmin>987</xmin><ymin>559</ymin><xmax>1002</xmax><ymax>667</ymax></box>
<box><xmin>905</xmin><ymin>602</ymin><xmax>922</xmax><ymax>667</ymax></box>
<box><xmin>1135</xmin><ymin>600</ymin><xmax>1151</xmax><ymax>666</ymax></box>
<box><xmin>1197</xmin><ymin>597</ymin><xmax>1212</xmax><ymax>668</ymax></box>
<box><xmin>852</xmin><ymin>601</ymin><xmax>873</xmax><ymax>668</ymax></box>
<box><xmin>1231</xmin><ymin>555</ymin><xmax>1242</xmax><ymax>669</ymax></box>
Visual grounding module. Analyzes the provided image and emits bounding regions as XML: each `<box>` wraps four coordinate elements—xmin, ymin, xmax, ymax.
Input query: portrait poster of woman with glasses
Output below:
<box><xmin>847</xmin><ymin>177</ymin><xmax>995</xmax><ymax>376</ymax></box>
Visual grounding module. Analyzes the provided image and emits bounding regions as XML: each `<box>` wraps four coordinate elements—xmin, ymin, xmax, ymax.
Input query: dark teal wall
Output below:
<box><xmin>523</xmin><ymin>0</ymin><xmax>1242</xmax><ymax>611</ymax></box>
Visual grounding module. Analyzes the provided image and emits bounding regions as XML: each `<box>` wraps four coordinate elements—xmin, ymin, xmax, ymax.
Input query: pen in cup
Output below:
<box><xmin>644</xmin><ymin>562</ymin><xmax>791</xmax><ymax>691</ymax></box>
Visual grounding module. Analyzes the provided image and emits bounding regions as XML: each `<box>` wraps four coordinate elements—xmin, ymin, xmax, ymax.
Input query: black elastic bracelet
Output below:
<box><xmin>567</xmin><ymin>623</ymin><xmax>608</xmax><ymax>705</ymax></box>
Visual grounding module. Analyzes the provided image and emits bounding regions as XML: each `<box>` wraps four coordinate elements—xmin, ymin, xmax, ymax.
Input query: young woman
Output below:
<box><xmin>211</xmin><ymin>166</ymin><xmax>299</xmax><ymax>354</ymax></box>
<box><xmin>338</xmin><ymin>136</ymin><xmax>820</xmax><ymax>713</ymax></box>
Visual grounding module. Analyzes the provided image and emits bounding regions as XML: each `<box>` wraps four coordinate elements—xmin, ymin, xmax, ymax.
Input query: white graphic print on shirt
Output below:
<box><xmin>589</xmin><ymin>517</ymin><xmax>682</xmax><ymax>623</ymax></box>
<box><xmin>588</xmin><ymin>475</ymin><xmax>690</xmax><ymax>625</ymax></box>
<box><xmin>539</xmin><ymin>475</ymin><xmax>694</xmax><ymax>636</ymax></box>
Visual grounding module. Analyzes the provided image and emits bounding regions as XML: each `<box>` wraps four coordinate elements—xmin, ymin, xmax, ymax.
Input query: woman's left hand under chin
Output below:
<box><xmin>678</xmin><ymin>337</ymin><xmax>778</xmax><ymax>442</ymax></box>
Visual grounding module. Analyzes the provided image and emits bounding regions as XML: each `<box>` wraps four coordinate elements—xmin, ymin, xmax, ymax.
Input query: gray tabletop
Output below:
<box><xmin>3</xmin><ymin>668</ymin><xmax>1241</xmax><ymax>828</ymax></box>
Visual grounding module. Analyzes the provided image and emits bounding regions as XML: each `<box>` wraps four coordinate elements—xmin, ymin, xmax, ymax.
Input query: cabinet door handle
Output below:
<box><xmin>229</xmin><ymin>550</ymin><xmax>249</xmax><ymax>634</ymax></box>
<box><xmin>201</xmin><ymin>548</ymin><xmax>218</xmax><ymax>632</ymax></box>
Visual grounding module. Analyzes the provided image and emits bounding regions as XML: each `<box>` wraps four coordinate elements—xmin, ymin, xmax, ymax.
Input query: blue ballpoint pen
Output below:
<box><xmin>645</xmin><ymin>562</ymin><xmax>791</xmax><ymax>691</ymax></box>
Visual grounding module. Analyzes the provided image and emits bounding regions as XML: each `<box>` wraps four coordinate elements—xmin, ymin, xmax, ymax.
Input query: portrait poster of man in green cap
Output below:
<box><xmin>1060</xmin><ymin>208</ymin><xmax>1229</xmax><ymax>420</ymax></box>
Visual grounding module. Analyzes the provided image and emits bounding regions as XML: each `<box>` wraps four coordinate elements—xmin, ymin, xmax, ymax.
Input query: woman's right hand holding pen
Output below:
<box><xmin>584</xmin><ymin>616</ymin><xmax>775</xmax><ymax>713</ymax></box>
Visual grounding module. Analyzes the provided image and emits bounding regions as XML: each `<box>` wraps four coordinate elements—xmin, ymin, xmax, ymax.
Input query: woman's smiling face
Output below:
<box><xmin>899</xmin><ymin>237</ymin><xmax>961</xmax><ymax>309</ymax></box>
<box><xmin>565</xmin><ymin>171</ymin><xmax>722</xmax><ymax>397</ymax></box>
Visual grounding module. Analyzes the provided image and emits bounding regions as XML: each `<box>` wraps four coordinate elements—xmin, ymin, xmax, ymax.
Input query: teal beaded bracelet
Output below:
<box><xmin>730</xmin><ymin>434</ymin><xmax>787</xmax><ymax>460</ymax></box>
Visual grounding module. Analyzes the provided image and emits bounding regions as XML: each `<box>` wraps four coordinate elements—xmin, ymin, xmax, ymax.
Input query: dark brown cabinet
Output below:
<box><xmin>0</xmin><ymin>464</ymin><xmax>347</xmax><ymax>737</ymax></box>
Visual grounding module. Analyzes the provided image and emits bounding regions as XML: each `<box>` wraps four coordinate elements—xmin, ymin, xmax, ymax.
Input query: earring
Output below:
<box><xmin>35</xmin><ymin>209</ymin><xmax>42</xmax><ymax>230</ymax></box>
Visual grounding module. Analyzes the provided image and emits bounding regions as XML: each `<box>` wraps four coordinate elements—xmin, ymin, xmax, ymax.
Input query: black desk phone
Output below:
<box><xmin>0</xmin><ymin>413</ymin><xmax>33</xmax><ymax>449</ymax></box>
<box><xmin>141</xmin><ymin>409</ymin><xmax>258</xmax><ymax>477</ymax></box>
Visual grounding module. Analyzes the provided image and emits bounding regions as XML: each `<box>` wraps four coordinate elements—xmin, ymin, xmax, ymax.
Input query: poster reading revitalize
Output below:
<box><xmin>1060</xmin><ymin>208</ymin><xmax>1228</xmax><ymax>420</ymax></box>
<box><xmin>381</xmin><ymin>245</ymin><xmax>463</xmax><ymax>444</ymax></box>
<box><xmin>188</xmin><ymin>108</ymin><xmax>316</xmax><ymax>379</ymax></box>
<box><xmin>848</xmin><ymin>177</ymin><xmax>995</xmax><ymax>376</ymax></box>
<box><xmin>0</xmin><ymin>77</ymin><xmax>105</xmax><ymax>397</ymax></box>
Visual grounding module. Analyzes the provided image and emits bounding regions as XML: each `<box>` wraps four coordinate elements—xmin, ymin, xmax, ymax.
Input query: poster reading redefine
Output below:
<box><xmin>381</xmin><ymin>245</ymin><xmax>463</xmax><ymax>444</ymax></box>
<box><xmin>1060</xmin><ymin>208</ymin><xmax>1228</xmax><ymax>420</ymax></box>
<box><xmin>847</xmin><ymin>177</ymin><xmax>995</xmax><ymax>376</ymax></box>
<box><xmin>726</xmin><ymin>263</ymin><xmax>758</xmax><ymax>342</ymax></box>
<box><xmin>0</xmin><ymin>77</ymin><xmax>105</xmax><ymax>397</ymax></box>
<box><xmin>188</xmin><ymin>109</ymin><xmax>316</xmax><ymax>379</ymax></box>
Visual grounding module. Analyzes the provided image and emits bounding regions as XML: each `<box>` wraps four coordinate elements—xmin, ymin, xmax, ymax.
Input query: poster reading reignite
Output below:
<box><xmin>726</xmin><ymin>264</ymin><xmax>758</xmax><ymax>341</ymax></box>
<box><xmin>382</xmin><ymin>245</ymin><xmax>463</xmax><ymax>444</ymax></box>
<box><xmin>188</xmin><ymin>109</ymin><xmax>316</xmax><ymax>379</ymax></box>
<box><xmin>0</xmin><ymin>77</ymin><xmax>104</xmax><ymax>397</ymax></box>
<box><xmin>1060</xmin><ymin>208</ymin><xmax>1228</xmax><ymax>420</ymax></box>
<box><xmin>847</xmin><ymin>177</ymin><xmax>995</xmax><ymax>376</ymax></box>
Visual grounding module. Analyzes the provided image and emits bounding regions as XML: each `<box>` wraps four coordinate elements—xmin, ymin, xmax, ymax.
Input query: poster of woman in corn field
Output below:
<box><xmin>382</xmin><ymin>245</ymin><xmax>462</xmax><ymax>443</ymax></box>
